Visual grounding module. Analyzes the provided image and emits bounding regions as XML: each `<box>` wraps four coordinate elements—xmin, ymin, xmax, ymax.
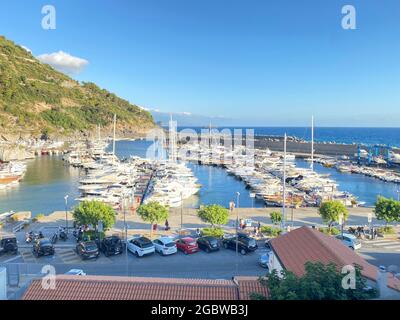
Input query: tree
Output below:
<box><xmin>197</xmin><ymin>204</ymin><xmax>229</xmax><ymax>228</ymax></box>
<box><xmin>257</xmin><ymin>262</ymin><xmax>377</xmax><ymax>300</ymax></box>
<box><xmin>73</xmin><ymin>200</ymin><xmax>116</xmax><ymax>231</ymax></box>
<box><xmin>374</xmin><ymin>196</ymin><xmax>400</xmax><ymax>226</ymax></box>
<box><xmin>137</xmin><ymin>201</ymin><xmax>169</xmax><ymax>236</ymax></box>
<box><xmin>318</xmin><ymin>201</ymin><xmax>349</xmax><ymax>231</ymax></box>
<box><xmin>270</xmin><ymin>211</ymin><xmax>282</xmax><ymax>225</ymax></box>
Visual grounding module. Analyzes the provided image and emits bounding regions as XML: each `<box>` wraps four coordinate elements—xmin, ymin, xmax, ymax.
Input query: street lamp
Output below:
<box><xmin>64</xmin><ymin>195</ymin><xmax>69</xmax><ymax>232</ymax></box>
<box><xmin>180</xmin><ymin>191</ymin><xmax>183</xmax><ymax>230</ymax></box>
<box><xmin>123</xmin><ymin>193</ymin><xmax>129</xmax><ymax>276</ymax></box>
<box><xmin>235</xmin><ymin>192</ymin><xmax>240</xmax><ymax>275</ymax></box>
<box><xmin>339</xmin><ymin>213</ymin><xmax>344</xmax><ymax>238</ymax></box>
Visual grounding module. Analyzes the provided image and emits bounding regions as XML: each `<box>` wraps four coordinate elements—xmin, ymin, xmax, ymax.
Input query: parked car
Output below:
<box><xmin>65</xmin><ymin>269</ymin><xmax>86</xmax><ymax>276</ymax></box>
<box><xmin>76</xmin><ymin>241</ymin><xmax>99</xmax><ymax>260</ymax></box>
<box><xmin>127</xmin><ymin>236</ymin><xmax>155</xmax><ymax>257</ymax></box>
<box><xmin>175</xmin><ymin>237</ymin><xmax>199</xmax><ymax>255</ymax></box>
<box><xmin>222</xmin><ymin>234</ymin><xmax>258</xmax><ymax>255</ymax></box>
<box><xmin>98</xmin><ymin>236</ymin><xmax>123</xmax><ymax>256</ymax></box>
<box><xmin>32</xmin><ymin>238</ymin><xmax>55</xmax><ymax>257</ymax></box>
<box><xmin>197</xmin><ymin>236</ymin><xmax>220</xmax><ymax>253</ymax></box>
<box><xmin>264</xmin><ymin>238</ymin><xmax>272</xmax><ymax>250</ymax></box>
<box><xmin>335</xmin><ymin>233</ymin><xmax>361</xmax><ymax>250</ymax></box>
<box><xmin>259</xmin><ymin>252</ymin><xmax>270</xmax><ymax>269</ymax></box>
<box><xmin>0</xmin><ymin>233</ymin><xmax>18</xmax><ymax>255</ymax></box>
<box><xmin>153</xmin><ymin>236</ymin><xmax>177</xmax><ymax>256</ymax></box>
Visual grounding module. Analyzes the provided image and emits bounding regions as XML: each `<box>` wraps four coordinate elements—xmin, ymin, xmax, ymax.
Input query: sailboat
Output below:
<box><xmin>304</xmin><ymin>115</ymin><xmax>315</xmax><ymax>170</ymax></box>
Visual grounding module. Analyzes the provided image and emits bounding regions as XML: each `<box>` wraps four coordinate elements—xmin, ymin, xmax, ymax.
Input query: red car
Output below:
<box><xmin>175</xmin><ymin>237</ymin><xmax>199</xmax><ymax>255</ymax></box>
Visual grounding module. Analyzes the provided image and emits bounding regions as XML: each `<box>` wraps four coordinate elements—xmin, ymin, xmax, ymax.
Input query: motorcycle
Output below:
<box><xmin>25</xmin><ymin>231</ymin><xmax>44</xmax><ymax>243</ymax></box>
<box><xmin>51</xmin><ymin>232</ymin><xmax>58</xmax><ymax>244</ymax></box>
<box><xmin>58</xmin><ymin>227</ymin><xmax>68</xmax><ymax>241</ymax></box>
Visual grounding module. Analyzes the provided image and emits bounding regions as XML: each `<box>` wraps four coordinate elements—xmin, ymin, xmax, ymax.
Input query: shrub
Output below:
<box><xmin>318</xmin><ymin>227</ymin><xmax>340</xmax><ymax>236</ymax></box>
<box><xmin>261</xmin><ymin>226</ymin><xmax>282</xmax><ymax>237</ymax></box>
<box><xmin>201</xmin><ymin>227</ymin><xmax>224</xmax><ymax>238</ymax></box>
<box><xmin>376</xmin><ymin>226</ymin><xmax>396</xmax><ymax>235</ymax></box>
<box><xmin>270</xmin><ymin>211</ymin><xmax>282</xmax><ymax>225</ymax></box>
<box><xmin>32</xmin><ymin>213</ymin><xmax>45</xmax><ymax>223</ymax></box>
<box><xmin>82</xmin><ymin>230</ymin><xmax>105</xmax><ymax>242</ymax></box>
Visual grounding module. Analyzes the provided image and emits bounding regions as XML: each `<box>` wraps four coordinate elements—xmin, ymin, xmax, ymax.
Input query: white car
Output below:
<box><xmin>153</xmin><ymin>237</ymin><xmax>178</xmax><ymax>256</ymax></box>
<box><xmin>336</xmin><ymin>233</ymin><xmax>362</xmax><ymax>250</ymax></box>
<box><xmin>127</xmin><ymin>236</ymin><xmax>155</xmax><ymax>257</ymax></box>
<box><xmin>65</xmin><ymin>269</ymin><xmax>86</xmax><ymax>276</ymax></box>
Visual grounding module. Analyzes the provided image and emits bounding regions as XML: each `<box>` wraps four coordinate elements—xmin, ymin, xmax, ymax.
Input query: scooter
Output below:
<box><xmin>25</xmin><ymin>231</ymin><xmax>43</xmax><ymax>243</ymax></box>
<box><xmin>59</xmin><ymin>227</ymin><xmax>68</xmax><ymax>241</ymax></box>
<box><xmin>51</xmin><ymin>232</ymin><xmax>58</xmax><ymax>244</ymax></box>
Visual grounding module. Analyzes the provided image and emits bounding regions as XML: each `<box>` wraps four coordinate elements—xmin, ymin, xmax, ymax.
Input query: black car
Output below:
<box><xmin>222</xmin><ymin>234</ymin><xmax>258</xmax><ymax>255</ymax></box>
<box><xmin>98</xmin><ymin>236</ymin><xmax>123</xmax><ymax>257</ymax></box>
<box><xmin>76</xmin><ymin>241</ymin><xmax>99</xmax><ymax>260</ymax></box>
<box><xmin>0</xmin><ymin>234</ymin><xmax>18</xmax><ymax>255</ymax></box>
<box><xmin>197</xmin><ymin>236</ymin><xmax>220</xmax><ymax>253</ymax></box>
<box><xmin>32</xmin><ymin>238</ymin><xmax>55</xmax><ymax>257</ymax></box>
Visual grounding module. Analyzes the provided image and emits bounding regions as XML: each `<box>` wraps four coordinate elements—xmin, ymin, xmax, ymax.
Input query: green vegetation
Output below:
<box><xmin>318</xmin><ymin>201</ymin><xmax>349</xmax><ymax>232</ymax></box>
<box><xmin>82</xmin><ymin>230</ymin><xmax>106</xmax><ymax>242</ymax></box>
<box><xmin>257</xmin><ymin>262</ymin><xmax>377</xmax><ymax>300</ymax></box>
<box><xmin>318</xmin><ymin>226</ymin><xmax>340</xmax><ymax>236</ymax></box>
<box><xmin>374</xmin><ymin>196</ymin><xmax>400</xmax><ymax>226</ymax></box>
<box><xmin>376</xmin><ymin>226</ymin><xmax>396</xmax><ymax>235</ymax></box>
<box><xmin>32</xmin><ymin>213</ymin><xmax>45</xmax><ymax>223</ymax></box>
<box><xmin>197</xmin><ymin>204</ymin><xmax>229</xmax><ymax>228</ymax></box>
<box><xmin>201</xmin><ymin>227</ymin><xmax>224</xmax><ymax>238</ymax></box>
<box><xmin>73</xmin><ymin>200</ymin><xmax>116</xmax><ymax>231</ymax></box>
<box><xmin>0</xmin><ymin>36</ymin><xmax>155</xmax><ymax>136</ymax></box>
<box><xmin>269</xmin><ymin>211</ymin><xmax>282</xmax><ymax>225</ymax></box>
<box><xmin>260</xmin><ymin>226</ymin><xmax>282</xmax><ymax>237</ymax></box>
<box><xmin>137</xmin><ymin>201</ymin><xmax>169</xmax><ymax>236</ymax></box>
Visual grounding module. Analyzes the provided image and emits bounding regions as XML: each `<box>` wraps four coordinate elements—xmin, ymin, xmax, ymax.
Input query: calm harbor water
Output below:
<box><xmin>0</xmin><ymin>156</ymin><xmax>81</xmax><ymax>216</ymax></box>
<box><xmin>1</xmin><ymin>140</ymin><xmax>399</xmax><ymax>216</ymax></box>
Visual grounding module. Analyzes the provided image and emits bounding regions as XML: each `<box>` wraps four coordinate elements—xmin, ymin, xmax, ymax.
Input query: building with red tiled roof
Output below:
<box><xmin>22</xmin><ymin>275</ymin><xmax>267</xmax><ymax>300</ymax></box>
<box><xmin>268</xmin><ymin>226</ymin><xmax>400</xmax><ymax>299</ymax></box>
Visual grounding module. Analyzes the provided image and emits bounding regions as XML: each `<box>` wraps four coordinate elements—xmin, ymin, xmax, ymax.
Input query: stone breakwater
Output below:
<box><xmin>254</xmin><ymin>136</ymin><xmax>358</xmax><ymax>157</ymax></box>
<box><xmin>0</xmin><ymin>145</ymin><xmax>35</xmax><ymax>162</ymax></box>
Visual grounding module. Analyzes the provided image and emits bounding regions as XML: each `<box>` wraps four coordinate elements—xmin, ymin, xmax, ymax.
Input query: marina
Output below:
<box><xmin>1</xmin><ymin>137</ymin><xmax>400</xmax><ymax>216</ymax></box>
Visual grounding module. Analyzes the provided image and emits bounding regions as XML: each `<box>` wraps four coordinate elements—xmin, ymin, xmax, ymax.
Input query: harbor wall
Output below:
<box><xmin>0</xmin><ymin>145</ymin><xmax>35</xmax><ymax>162</ymax></box>
<box><xmin>255</xmin><ymin>137</ymin><xmax>358</xmax><ymax>157</ymax></box>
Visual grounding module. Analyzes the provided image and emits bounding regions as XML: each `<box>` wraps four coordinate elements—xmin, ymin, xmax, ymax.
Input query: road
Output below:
<box><xmin>0</xmin><ymin>241</ymin><xmax>270</xmax><ymax>280</ymax></box>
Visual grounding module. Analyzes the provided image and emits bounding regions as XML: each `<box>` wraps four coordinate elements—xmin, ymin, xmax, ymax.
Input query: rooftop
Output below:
<box><xmin>270</xmin><ymin>226</ymin><xmax>400</xmax><ymax>291</ymax></box>
<box><xmin>22</xmin><ymin>275</ymin><xmax>268</xmax><ymax>300</ymax></box>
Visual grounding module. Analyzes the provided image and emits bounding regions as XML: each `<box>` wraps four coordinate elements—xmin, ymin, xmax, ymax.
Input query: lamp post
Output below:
<box><xmin>123</xmin><ymin>194</ymin><xmax>129</xmax><ymax>276</ymax></box>
<box><xmin>235</xmin><ymin>192</ymin><xmax>240</xmax><ymax>275</ymax></box>
<box><xmin>339</xmin><ymin>213</ymin><xmax>344</xmax><ymax>239</ymax></box>
<box><xmin>64</xmin><ymin>195</ymin><xmax>69</xmax><ymax>232</ymax></box>
<box><xmin>180</xmin><ymin>191</ymin><xmax>183</xmax><ymax>230</ymax></box>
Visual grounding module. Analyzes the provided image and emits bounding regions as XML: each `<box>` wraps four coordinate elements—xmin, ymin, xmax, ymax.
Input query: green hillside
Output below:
<box><xmin>0</xmin><ymin>35</ymin><xmax>155</xmax><ymax>137</ymax></box>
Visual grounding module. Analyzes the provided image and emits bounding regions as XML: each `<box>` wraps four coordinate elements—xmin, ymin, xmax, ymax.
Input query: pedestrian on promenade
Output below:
<box><xmin>165</xmin><ymin>220</ymin><xmax>170</xmax><ymax>231</ymax></box>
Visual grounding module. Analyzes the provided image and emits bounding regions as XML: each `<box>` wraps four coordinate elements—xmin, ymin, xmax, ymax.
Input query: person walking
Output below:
<box><xmin>165</xmin><ymin>219</ymin><xmax>170</xmax><ymax>231</ymax></box>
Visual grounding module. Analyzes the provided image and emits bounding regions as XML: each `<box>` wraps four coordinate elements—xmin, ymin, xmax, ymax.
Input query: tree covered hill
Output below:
<box><xmin>0</xmin><ymin>35</ymin><xmax>155</xmax><ymax>138</ymax></box>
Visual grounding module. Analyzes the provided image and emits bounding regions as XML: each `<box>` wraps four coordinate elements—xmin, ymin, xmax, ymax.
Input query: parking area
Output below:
<box><xmin>0</xmin><ymin>238</ymin><xmax>270</xmax><ymax>279</ymax></box>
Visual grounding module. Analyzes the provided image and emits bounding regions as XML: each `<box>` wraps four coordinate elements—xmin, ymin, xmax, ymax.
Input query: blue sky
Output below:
<box><xmin>1</xmin><ymin>0</ymin><xmax>400</xmax><ymax>126</ymax></box>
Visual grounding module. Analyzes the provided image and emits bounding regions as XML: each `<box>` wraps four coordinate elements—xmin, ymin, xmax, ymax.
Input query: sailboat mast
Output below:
<box><xmin>282</xmin><ymin>133</ymin><xmax>287</xmax><ymax>230</ymax></box>
<box><xmin>311</xmin><ymin>115</ymin><xmax>314</xmax><ymax>171</ymax></box>
<box><xmin>112</xmin><ymin>114</ymin><xmax>116</xmax><ymax>156</ymax></box>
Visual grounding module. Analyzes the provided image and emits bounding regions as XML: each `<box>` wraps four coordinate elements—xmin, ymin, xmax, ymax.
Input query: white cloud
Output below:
<box><xmin>21</xmin><ymin>45</ymin><xmax>32</xmax><ymax>53</ymax></box>
<box><xmin>36</xmin><ymin>51</ymin><xmax>88</xmax><ymax>74</ymax></box>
